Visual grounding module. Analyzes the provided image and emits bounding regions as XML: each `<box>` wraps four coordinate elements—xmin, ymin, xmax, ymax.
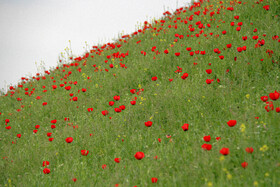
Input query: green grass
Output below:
<box><xmin>1</xmin><ymin>0</ymin><xmax>280</xmax><ymax>186</ymax></box>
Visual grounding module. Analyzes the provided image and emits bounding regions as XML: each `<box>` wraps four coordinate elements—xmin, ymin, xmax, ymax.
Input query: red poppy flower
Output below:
<box><xmin>43</xmin><ymin>168</ymin><xmax>50</xmax><ymax>174</ymax></box>
<box><xmin>134</xmin><ymin>152</ymin><xmax>145</xmax><ymax>160</ymax></box>
<box><xmin>276</xmin><ymin>107</ymin><xmax>280</xmax><ymax>113</ymax></box>
<box><xmin>175</xmin><ymin>52</ymin><xmax>180</xmax><ymax>56</ymax></box>
<box><xmin>81</xmin><ymin>150</ymin><xmax>89</xmax><ymax>156</ymax></box>
<box><xmin>115</xmin><ymin>108</ymin><xmax>122</xmax><ymax>113</ymax></box>
<box><xmin>234</xmin><ymin>15</ymin><xmax>239</xmax><ymax>20</ymax></box>
<box><xmin>261</xmin><ymin>96</ymin><xmax>268</xmax><ymax>102</ymax></box>
<box><xmin>109</xmin><ymin>101</ymin><xmax>114</xmax><ymax>106</ymax></box>
<box><xmin>151</xmin><ymin>178</ymin><xmax>158</xmax><ymax>183</ymax></box>
<box><xmin>203</xmin><ymin>135</ymin><xmax>211</xmax><ymax>142</ymax></box>
<box><xmin>263</xmin><ymin>5</ymin><xmax>270</xmax><ymax>11</ymax></box>
<box><xmin>164</xmin><ymin>49</ymin><xmax>169</xmax><ymax>54</ymax></box>
<box><xmin>102</xmin><ymin>164</ymin><xmax>107</xmax><ymax>169</ymax></box>
<box><xmin>42</xmin><ymin>161</ymin><xmax>49</xmax><ymax>167</ymax></box>
<box><xmin>145</xmin><ymin>121</ymin><xmax>152</xmax><ymax>127</ymax></box>
<box><xmin>114</xmin><ymin>158</ymin><xmax>121</xmax><ymax>163</ymax></box>
<box><xmin>181</xmin><ymin>73</ymin><xmax>188</xmax><ymax>80</ymax></box>
<box><xmin>17</xmin><ymin>134</ymin><xmax>21</xmax><ymax>138</ymax></box>
<box><xmin>227</xmin><ymin>120</ymin><xmax>237</xmax><ymax>127</ymax></box>
<box><xmin>216</xmin><ymin>137</ymin><xmax>221</xmax><ymax>141</ymax></box>
<box><xmin>201</xmin><ymin>144</ymin><xmax>212</xmax><ymax>151</ymax></box>
<box><xmin>119</xmin><ymin>105</ymin><xmax>126</xmax><ymax>110</ymax></box>
<box><xmin>186</xmin><ymin>47</ymin><xmax>192</xmax><ymax>51</ymax></box>
<box><xmin>72</xmin><ymin>178</ymin><xmax>77</xmax><ymax>182</ymax></box>
<box><xmin>245</xmin><ymin>147</ymin><xmax>254</xmax><ymax>153</ymax></box>
<box><xmin>265</xmin><ymin>101</ymin><xmax>274</xmax><ymax>112</ymax></box>
<box><xmin>52</xmin><ymin>85</ymin><xmax>57</xmax><ymax>89</ymax></box>
<box><xmin>42</xmin><ymin>102</ymin><xmax>48</xmax><ymax>106</ymax></box>
<box><xmin>226</xmin><ymin>44</ymin><xmax>232</xmax><ymax>48</ymax></box>
<box><xmin>49</xmin><ymin>138</ymin><xmax>54</xmax><ymax>142</ymax></box>
<box><xmin>130</xmin><ymin>89</ymin><xmax>136</xmax><ymax>94</ymax></box>
<box><xmin>220</xmin><ymin>148</ymin><xmax>229</xmax><ymax>155</ymax></box>
<box><xmin>73</xmin><ymin>97</ymin><xmax>78</xmax><ymax>101</ymax></box>
<box><xmin>65</xmin><ymin>86</ymin><xmax>71</xmax><ymax>90</ymax></box>
<box><xmin>113</xmin><ymin>95</ymin><xmax>120</xmax><ymax>101</ymax></box>
<box><xmin>205</xmin><ymin>69</ymin><xmax>212</xmax><ymax>74</ymax></box>
<box><xmin>241</xmin><ymin>162</ymin><xmax>248</xmax><ymax>168</ymax></box>
<box><xmin>51</xmin><ymin>119</ymin><xmax>57</xmax><ymax>124</ymax></box>
<box><xmin>130</xmin><ymin>101</ymin><xmax>136</xmax><ymax>105</ymax></box>
<box><xmin>206</xmin><ymin>79</ymin><xmax>212</xmax><ymax>84</ymax></box>
<box><xmin>102</xmin><ymin>110</ymin><xmax>109</xmax><ymax>116</ymax></box>
<box><xmin>65</xmin><ymin>137</ymin><xmax>73</xmax><ymax>143</ymax></box>
<box><xmin>152</xmin><ymin>76</ymin><xmax>158</xmax><ymax>81</ymax></box>
<box><xmin>181</xmin><ymin>123</ymin><xmax>189</xmax><ymax>131</ymax></box>
<box><xmin>169</xmin><ymin>79</ymin><xmax>173</xmax><ymax>82</ymax></box>
<box><xmin>269</xmin><ymin>91</ymin><xmax>279</xmax><ymax>100</ymax></box>
<box><xmin>87</xmin><ymin>108</ymin><xmax>93</xmax><ymax>112</ymax></box>
<box><xmin>237</xmin><ymin>47</ymin><xmax>243</xmax><ymax>52</ymax></box>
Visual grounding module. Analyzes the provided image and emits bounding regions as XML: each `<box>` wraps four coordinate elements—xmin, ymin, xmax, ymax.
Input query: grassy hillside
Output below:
<box><xmin>1</xmin><ymin>0</ymin><xmax>280</xmax><ymax>186</ymax></box>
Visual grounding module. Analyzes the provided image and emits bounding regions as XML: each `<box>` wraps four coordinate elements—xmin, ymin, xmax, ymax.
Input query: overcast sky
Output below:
<box><xmin>0</xmin><ymin>0</ymin><xmax>192</xmax><ymax>92</ymax></box>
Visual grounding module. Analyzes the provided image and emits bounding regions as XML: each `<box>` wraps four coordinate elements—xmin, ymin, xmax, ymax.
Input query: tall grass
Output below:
<box><xmin>0</xmin><ymin>0</ymin><xmax>280</xmax><ymax>186</ymax></box>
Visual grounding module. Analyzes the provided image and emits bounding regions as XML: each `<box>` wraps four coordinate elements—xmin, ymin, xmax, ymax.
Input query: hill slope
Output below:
<box><xmin>1</xmin><ymin>0</ymin><xmax>280</xmax><ymax>186</ymax></box>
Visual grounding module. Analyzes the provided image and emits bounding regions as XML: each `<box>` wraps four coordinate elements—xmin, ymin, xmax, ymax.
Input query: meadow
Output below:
<box><xmin>0</xmin><ymin>0</ymin><xmax>280</xmax><ymax>186</ymax></box>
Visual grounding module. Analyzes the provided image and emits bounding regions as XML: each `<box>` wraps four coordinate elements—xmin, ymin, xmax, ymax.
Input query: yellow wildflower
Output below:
<box><xmin>240</xmin><ymin>123</ymin><xmax>246</xmax><ymax>133</ymax></box>
<box><xmin>265</xmin><ymin>173</ymin><xmax>269</xmax><ymax>177</ymax></box>
<box><xmin>227</xmin><ymin>174</ymin><xmax>232</xmax><ymax>180</ymax></box>
<box><xmin>260</xmin><ymin>145</ymin><xmax>269</xmax><ymax>152</ymax></box>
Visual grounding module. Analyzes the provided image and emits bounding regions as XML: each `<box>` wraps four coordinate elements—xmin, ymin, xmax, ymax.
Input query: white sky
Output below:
<box><xmin>0</xmin><ymin>0</ymin><xmax>192</xmax><ymax>92</ymax></box>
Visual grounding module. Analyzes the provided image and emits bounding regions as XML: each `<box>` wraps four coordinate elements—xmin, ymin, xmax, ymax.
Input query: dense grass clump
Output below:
<box><xmin>0</xmin><ymin>0</ymin><xmax>280</xmax><ymax>186</ymax></box>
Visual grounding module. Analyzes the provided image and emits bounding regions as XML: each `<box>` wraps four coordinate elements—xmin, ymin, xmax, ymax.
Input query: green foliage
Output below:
<box><xmin>0</xmin><ymin>0</ymin><xmax>280</xmax><ymax>186</ymax></box>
